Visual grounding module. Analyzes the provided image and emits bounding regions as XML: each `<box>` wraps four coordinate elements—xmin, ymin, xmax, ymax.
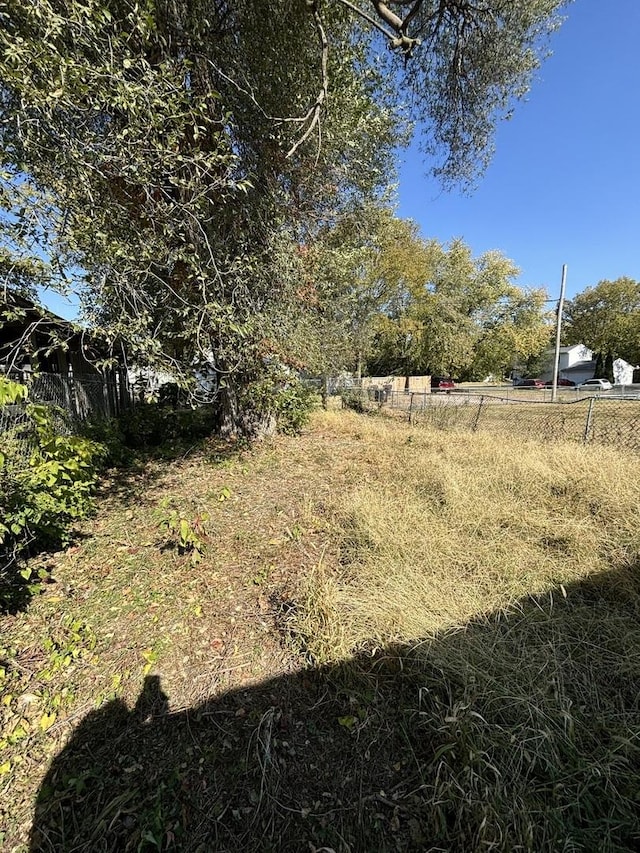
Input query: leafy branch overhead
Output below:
<box><xmin>308</xmin><ymin>0</ymin><xmax>570</xmax><ymax>181</ymax></box>
<box><xmin>1</xmin><ymin>0</ymin><xmax>569</xmax><ymax>436</ymax></box>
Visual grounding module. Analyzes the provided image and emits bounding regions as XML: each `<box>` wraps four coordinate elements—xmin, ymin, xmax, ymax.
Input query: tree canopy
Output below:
<box><xmin>563</xmin><ymin>277</ymin><xmax>640</xmax><ymax>368</ymax></box>
<box><xmin>368</xmin><ymin>236</ymin><xmax>549</xmax><ymax>379</ymax></box>
<box><xmin>1</xmin><ymin>0</ymin><xmax>570</xmax><ymax>433</ymax></box>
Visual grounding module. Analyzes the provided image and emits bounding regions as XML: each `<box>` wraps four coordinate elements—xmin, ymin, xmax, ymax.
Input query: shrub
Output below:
<box><xmin>273</xmin><ymin>380</ymin><xmax>318</xmax><ymax>435</ymax></box>
<box><xmin>0</xmin><ymin>378</ymin><xmax>104</xmax><ymax>586</ymax></box>
<box><xmin>241</xmin><ymin>375</ymin><xmax>318</xmax><ymax>437</ymax></box>
<box><xmin>117</xmin><ymin>403</ymin><xmax>216</xmax><ymax>450</ymax></box>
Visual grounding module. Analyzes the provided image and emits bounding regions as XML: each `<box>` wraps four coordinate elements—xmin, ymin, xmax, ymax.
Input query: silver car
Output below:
<box><xmin>579</xmin><ymin>378</ymin><xmax>613</xmax><ymax>391</ymax></box>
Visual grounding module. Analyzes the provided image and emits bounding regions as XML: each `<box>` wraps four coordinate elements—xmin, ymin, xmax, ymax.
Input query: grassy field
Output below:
<box><xmin>2</xmin><ymin>407</ymin><xmax>640</xmax><ymax>851</ymax></box>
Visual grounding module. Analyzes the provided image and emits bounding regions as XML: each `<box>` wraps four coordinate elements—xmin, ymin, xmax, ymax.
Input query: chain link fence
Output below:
<box><xmin>25</xmin><ymin>372</ymin><xmax>131</xmax><ymax>420</ymax></box>
<box><xmin>0</xmin><ymin>402</ymin><xmax>38</xmax><ymax>469</ymax></box>
<box><xmin>1</xmin><ymin>372</ymin><xmax>133</xmax><ymax>473</ymax></box>
<box><xmin>342</xmin><ymin>388</ymin><xmax>640</xmax><ymax>453</ymax></box>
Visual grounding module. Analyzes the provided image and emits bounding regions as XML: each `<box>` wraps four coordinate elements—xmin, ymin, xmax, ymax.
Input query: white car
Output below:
<box><xmin>579</xmin><ymin>378</ymin><xmax>613</xmax><ymax>391</ymax></box>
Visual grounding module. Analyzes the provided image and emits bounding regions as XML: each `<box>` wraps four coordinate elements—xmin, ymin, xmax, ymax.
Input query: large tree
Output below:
<box><xmin>1</xmin><ymin>0</ymin><xmax>570</xmax><ymax>434</ymax></box>
<box><xmin>563</xmin><ymin>278</ymin><xmax>640</xmax><ymax>375</ymax></box>
<box><xmin>369</xmin><ymin>237</ymin><xmax>549</xmax><ymax>379</ymax></box>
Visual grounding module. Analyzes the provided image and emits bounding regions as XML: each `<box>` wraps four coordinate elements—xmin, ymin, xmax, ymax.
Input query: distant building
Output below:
<box><xmin>541</xmin><ymin>344</ymin><xmax>636</xmax><ymax>386</ymax></box>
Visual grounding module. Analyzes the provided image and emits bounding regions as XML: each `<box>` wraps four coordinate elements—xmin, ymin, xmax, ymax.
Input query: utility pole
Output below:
<box><xmin>551</xmin><ymin>264</ymin><xmax>567</xmax><ymax>403</ymax></box>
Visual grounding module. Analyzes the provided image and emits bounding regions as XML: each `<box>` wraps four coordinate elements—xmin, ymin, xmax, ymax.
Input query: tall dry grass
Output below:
<box><xmin>286</xmin><ymin>411</ymin><xmax>640</xmax><ymax>850</ymax></box>
<box><xmin>295</xmin><ymin>410</ymin><xmax>640</xmax><ymax>662</ymax></box>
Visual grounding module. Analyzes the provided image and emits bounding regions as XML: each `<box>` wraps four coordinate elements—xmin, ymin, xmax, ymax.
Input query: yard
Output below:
<box><xmin>2</xmin><ymin>407</ymin><xmax>640</xmax><ymax>851</ymax></box>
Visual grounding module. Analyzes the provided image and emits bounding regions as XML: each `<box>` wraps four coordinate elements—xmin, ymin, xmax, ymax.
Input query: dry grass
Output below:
<box><xmin>3</xmin><ymin>407</ymin><xmax>640</xmax><ymax>851</ymax></box>
<box><xmin>294</xmin><ymin>411</ymin><xmax>640</xmax><ymax>662</ymax></box>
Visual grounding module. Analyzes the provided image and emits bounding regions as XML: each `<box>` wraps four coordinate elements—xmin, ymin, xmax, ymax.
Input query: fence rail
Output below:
<box><xmin>342</xmin><ymin>388</ymin><xmax>640</xmax><ymax>453</ymax></box>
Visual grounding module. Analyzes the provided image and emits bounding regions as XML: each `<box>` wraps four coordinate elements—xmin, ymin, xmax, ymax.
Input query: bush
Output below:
<box><xmin>273</xmin><ymin>380</ymin><xmax>318</xmax><ymax>435</ymax></box>
<box><xmin>240</xmin><ymin>375</ymin><xmax>318</xmax><ymax>437</ymax></box>
<box><xmin>116</xmin><ymin>403</ymin><xmax>216</xmax><ymax>450</ymax></box>
<box><xmin>0</xmin><ymin>378</ymin><xmax>105</xmax><ymax>586</ymax></box>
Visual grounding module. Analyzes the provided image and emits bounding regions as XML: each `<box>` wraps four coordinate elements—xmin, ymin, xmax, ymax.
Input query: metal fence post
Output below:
<box><xmin>583</xmin><ymin>397</ymin><xmax>596</xmax><ymax>444</ymax></box>
<box><xmin>408</xmin><ymin>392</ymin><xmax>414</xmax><ymax>424</ymax></box>
<box><xmin>472</xmin><ymin>395</ymin><xmax>485</xmax><ymax>432</ymax></box>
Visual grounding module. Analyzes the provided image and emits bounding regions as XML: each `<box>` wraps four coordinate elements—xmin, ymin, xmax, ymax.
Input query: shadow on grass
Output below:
<box><xmin>0</xmin><ymin>530</ymin><xmax>94</xmax><ymax>615</ymax></box>
<box><xmin>96</xmin><ymin>434</ymin><xmax>246</xmax><ymax>509</ymax></box>
<box><xmin>30</xmin><ymin>566</ymin><xmax>640</xmax><ymax>852</ymax></box>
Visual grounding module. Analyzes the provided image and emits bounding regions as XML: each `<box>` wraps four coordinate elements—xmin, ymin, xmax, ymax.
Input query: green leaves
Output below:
<box><xmin>155</xmin><ymin>498</ymin><xmax>210</xmax><ymax>566</ymax></box>
<box><xmin>369</xmin><ymin>236</ymin><xmax>549</xmax><ymax>380</ymax></box>
<box><xmin>0</xmin><ymin>378</ymin><xmax>28</xmax><ymax>406</ymax></box>
<box><xmin>564</xmin><ymin>278</ymin><xmax>640</xmax><ymax>366</ymax></box>
<box><xmin>0</xmin><ymin>380</ymin><xmax>105</xmax><ymax>575</ymax></box>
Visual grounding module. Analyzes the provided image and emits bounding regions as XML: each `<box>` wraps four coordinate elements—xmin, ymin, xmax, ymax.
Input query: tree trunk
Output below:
<box><xmin>321</xmin><ymin>373</ymin><xmax>328</xmax><ymax>410</ymax></box>
<box><xmin>216</xmin><ymin>379</ymin><xmax>276</xmax><ymax>441</ymax></box>
<box><xmin>604</xmin><ymin>352</ymin><xmax>615</xmax><ymax>384</ymax></box>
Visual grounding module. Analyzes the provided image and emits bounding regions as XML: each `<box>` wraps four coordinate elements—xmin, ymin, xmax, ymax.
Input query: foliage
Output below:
<box><xmin>272</xmin><ymin>381</ymin><xmax>319</xmax><ymax>437</ymax></box>
<box><xmin>0</xmin><ymin>0</ymin><xmax>401</xmax><ymax>435</ymax></box>
<box><xmin>155</xmin><ymin>498</ymin><xmax>210</xmax><ymax>566</ymax></box>
<box><xmin>358</xmin><ymin>0</ymin><xmax>571</xmax><ymax>185</ymax></box>
<box><xmin>115</xmin><ymin>404</ymin><xmax>216</xmax><ymax>451</ymax></box>
<box><xmin>0</xmin><ymin>0</ymin><xmax>569</xmax><ymax>435</ymax></box>
<box><xmin>239</xmin><ymin>375</ymin><xmax>318</xmax><ymax>437</ymax></box>
<box><xmin>563</xmin><ymin>277</ymin><xmax>640</xmax><ymax>368</ymax></box>
<box><xmin>369</xmin><ymin>237</ymin><xmax>550</xmax><ymax>379</ymax></box>
<box><xmin>0</xmin><ymin>378</ymin><xmax>104</xmax><ymax>590</ymax></box>
<box><xmin>296</xmin><ymin>205</ymin><xmax>438</xmax><ymax>383</ymax></box>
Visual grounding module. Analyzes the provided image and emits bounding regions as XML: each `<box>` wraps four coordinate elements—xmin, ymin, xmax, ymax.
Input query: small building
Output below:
<box><xmin>1</xmin><ymin>291</ymin><xmax>130</xmax><ymax>418</ymax></box>
<box><xmin>613</xmin><ymin>358</ymin><xmax>636</xmax><ymax>386</ymax></box>
<box><xmin>541</xmin><ymin>344</ymin><xmax>635</xmax><ymax>387</ymax></box>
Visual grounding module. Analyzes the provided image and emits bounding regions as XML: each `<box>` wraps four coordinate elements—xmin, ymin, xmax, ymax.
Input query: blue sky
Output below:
<box><xmin>397</xmin><ymin>0</ymin><xmax>640</xmax><ymax>301</ymax></box>
<box><xmin>42</xmin><ymin>0</ymin><xmax>639</xmax><ymax>319</ymax></box>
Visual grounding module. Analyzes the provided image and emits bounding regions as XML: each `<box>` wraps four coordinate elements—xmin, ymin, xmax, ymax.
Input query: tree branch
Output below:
<box><xmin>286</xmin><ymin>4</ymin><xmax>329</xmax><ymax>159</ymax></box>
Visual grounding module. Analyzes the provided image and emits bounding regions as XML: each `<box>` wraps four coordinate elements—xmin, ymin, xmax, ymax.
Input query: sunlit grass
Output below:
<box><xmin>295</xmin><ymin>410</ymin><xmax>640</xmax><ymax>661</ymax></box>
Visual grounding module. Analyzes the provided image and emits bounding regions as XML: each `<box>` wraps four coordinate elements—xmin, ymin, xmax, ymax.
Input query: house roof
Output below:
<box><xmin>0</xmin><ymin>289</ymin><xmax>117</xmax><ymax>372</ymax></box>
<box><xmin>562</xmin><ymin>360</ymin><xmax>598</xmax><ymax>374</ymax></box>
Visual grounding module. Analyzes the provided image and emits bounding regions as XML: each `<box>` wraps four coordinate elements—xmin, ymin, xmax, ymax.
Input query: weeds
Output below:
<box><xmin>155</xmin><ymin>497</ymin><xmax>210</xmax><ymax>565</ymax></box>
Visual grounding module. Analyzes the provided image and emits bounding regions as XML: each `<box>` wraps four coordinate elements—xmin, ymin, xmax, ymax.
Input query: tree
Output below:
<box><xmin>1</xmin><ymin>0</ymin><xmax>570</xmax><ymax>435</ymax></box>
<box><xmin>297</xmin><ymin>204</ymin><xmax>438</xmax><ymax>387</ymax></box>
<box><xmin>326</xmin><ymin>0</ymin><xmax>570</xmax><ymax>184</ymax></box>
<box><xmin>370</xmin><ymin>237</ymin><xmax>549</xmax><ymax>379</ymax></box>
<box><xmin>563</xmin><ymin>278</ymin><xmax>640</xmax><ymax>379</ymax></box>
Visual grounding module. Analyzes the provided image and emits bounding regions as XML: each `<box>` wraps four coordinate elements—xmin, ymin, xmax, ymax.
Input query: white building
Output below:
<box><xmin>541</xmin><ymin>344</ymin><xmax>636</xmax><ymax>386</ymax></box>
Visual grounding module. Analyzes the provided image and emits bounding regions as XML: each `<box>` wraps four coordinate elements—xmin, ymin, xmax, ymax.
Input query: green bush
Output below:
<box><xmin>0</xmin><ymin>378</ymin><xmax>105</xmax><ymax>580</ymax></box>
<box><xmin>117</xmin><ymin>403</ymin><xmax>216</xmax><ymax>450</ymax></box>
<box><xmin>241</xmin><ymin>375</ymin><xmax>318</xmax><ymax>436</ymax></box>
<box><xmin>273</xmin><ymin>380</ymin><xmax>318</xmax><ymax>435</ymax></box>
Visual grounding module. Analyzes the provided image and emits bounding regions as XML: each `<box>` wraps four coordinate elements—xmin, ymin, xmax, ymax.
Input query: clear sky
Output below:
<box><xmin>397</xmin><ymin>0</ymin><xmax>640</xmax><ymax>301</ymax></box>
<box><xmin>41</xmin><ymin>0</ymin><xmax>639</xmax><ymax>319</ymax></box>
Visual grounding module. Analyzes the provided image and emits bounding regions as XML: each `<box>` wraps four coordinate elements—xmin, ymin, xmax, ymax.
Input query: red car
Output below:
<box><xmin>431</xmin><ymin>376</ymin><xmax>456</xmax><ymax>392</ymax></box>
<box><xmin>513</xmin><ymin>378</ymin><xmax>544</xmax><ymax>388</ymax></box>
<box><xmin>544</xmin><ymin>378</ymin><xmax>576</xmax><ymax>387</ymax></box>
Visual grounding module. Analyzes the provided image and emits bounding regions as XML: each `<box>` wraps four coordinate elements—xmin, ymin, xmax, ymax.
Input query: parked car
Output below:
<box><xmin>544</xmin><ymin>378</ymin><xmax>575</xmax><ymax>387</ymax></box>
<box><xmin>578</xmin><ymin>378</ymin><xmax>613</xmax><ymax>391</ymax></box>
<box><xmin>431</xmin><ymin>376</ymin><xmax>455</xmax><ymax>392</ymax></box>
<box><xmin>513</xmin><ymin>378</ymin><xmax>544</xmax><ymax>389</ymax></box>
